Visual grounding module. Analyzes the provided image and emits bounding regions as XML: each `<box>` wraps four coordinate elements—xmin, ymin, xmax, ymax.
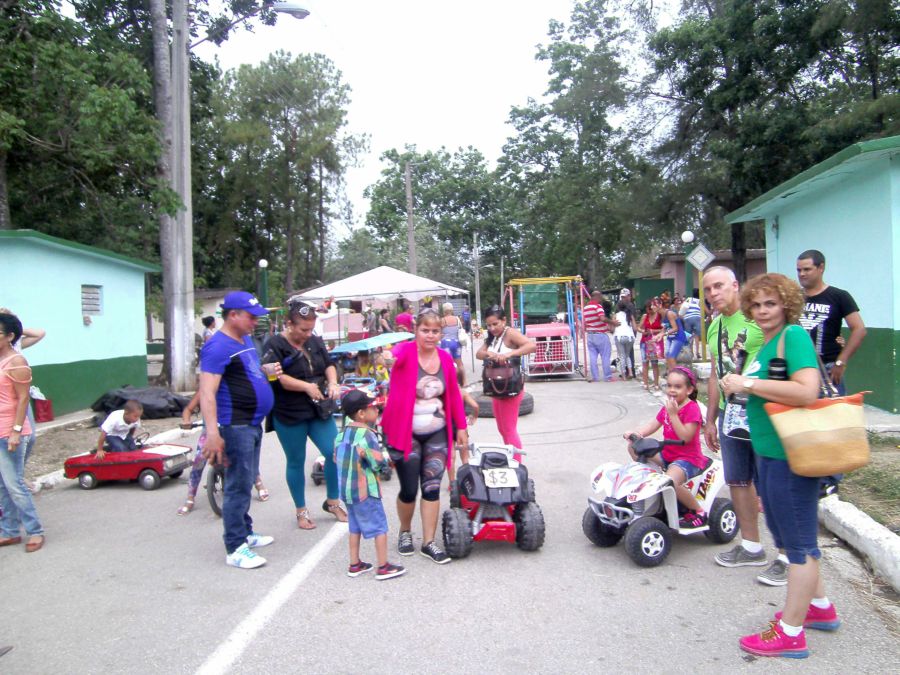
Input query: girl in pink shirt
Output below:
<box><xmin>623</xmin><ymin>366</ymin><xmax>708</xmax><ymax>530</ymax></box>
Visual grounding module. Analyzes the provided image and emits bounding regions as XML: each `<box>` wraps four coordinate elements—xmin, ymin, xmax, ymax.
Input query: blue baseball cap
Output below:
<box><xmin>221</xmin><ymin>291</ymin><xmax>268</xmax><ymax>316</ymax></box>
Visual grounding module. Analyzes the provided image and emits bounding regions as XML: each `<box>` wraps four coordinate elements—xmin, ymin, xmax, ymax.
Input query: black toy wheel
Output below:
<box><xmin>381</xmin><ymin>464</ymin><xmax>392</xmax><ymax>482</ymax></box>
<box><xmin>311</xmin><ymin>474</ymin><xmax>324</xmax><ymax>486</ymax></box>
<box><xmin>528</xmin><ymin>479</ymin><xmax>536</xmax><ymax>502</ymax></box>
<box><xmin>514</xmin><ymin>501</ymin><xmax>545</xmax><ymax>551</ymax></box>
<box><xmin>170</xmin><ymin>470</ymin><xmax>184</xmax><ymax>479</ymax></box>
<box><xmin>624</xmin><ymin>517</ymin><xmax>672</xmax><ymax>567</ymax></box>
<box><xmin>207</xmin><ymin>465</ymin><xmax>224</xmax><ymax>516</ymax></box>
<box><xmin>442</xmin><ymin>508</ymin><xmax>473</xmax><ymax>558</ymax></box>
<box><xmin>704</xmin><ymin>498</ymin><xmax>739</xmax><ymax>543</ymax></box>
<box><xmin>78</xmin><ymin>472</ymin><xmax>98</xmax><ymax>490</ymax></box>
<box><xmin>582</xmin><ymin>506</ymin><xmax>623</xmax><ymax>547</ymax></box>
<box><xmin>449</xmin><ymin>479</ymin><xmax>461</xmax><ymax>508</ymax></box>
<box><xmin>475</xmin><ymin>392</ymin><xmax>534</xmax><ymax>418</ymax></box>
<box><xmin>138</xmin><ymin>469</ymin><xmax>161</xmax><ymax>491</ymax></box>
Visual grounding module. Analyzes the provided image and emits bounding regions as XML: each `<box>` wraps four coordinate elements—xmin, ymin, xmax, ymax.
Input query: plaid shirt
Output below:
<box><xmin>334</xmin><ymin>425</ymin><xmax>388</xmax><ymax>504</ymax></box>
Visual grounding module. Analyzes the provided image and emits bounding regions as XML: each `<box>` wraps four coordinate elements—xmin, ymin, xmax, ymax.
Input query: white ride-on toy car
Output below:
<box><xmin>582</xmin><ymin>434</ymin><xmax>738</xmax><ymax>567</ymax></box>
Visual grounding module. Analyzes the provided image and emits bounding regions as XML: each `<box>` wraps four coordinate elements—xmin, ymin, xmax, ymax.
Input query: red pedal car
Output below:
<box><xmin>64</xmin><ymin>440</ymin><xmax>192</xmax><ymax>491</ymax></box>
<box><xmin>442</xmin><ymin>443</ymin><xmax>545</xmax><ymax>557</ymax></box>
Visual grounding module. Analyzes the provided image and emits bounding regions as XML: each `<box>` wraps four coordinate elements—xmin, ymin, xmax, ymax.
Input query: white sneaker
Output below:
<box><xmin>247</xmin><ymin>532</ymin><xmax>274</xmax><ymax>548</ymax></box>
<box><xmin>226</xmin><ymin>543</ymin><xmax>266</xmax><ymax>569</ymax></box>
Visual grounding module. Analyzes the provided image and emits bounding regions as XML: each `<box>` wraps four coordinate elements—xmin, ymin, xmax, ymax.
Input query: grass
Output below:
<box><xmin>840</xmin><ymin>435</ymin><xmax>900</xmax><ymax>534</ymax></box>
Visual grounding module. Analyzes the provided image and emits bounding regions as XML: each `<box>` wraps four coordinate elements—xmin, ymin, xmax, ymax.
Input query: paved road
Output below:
<box><xmin>3</xmin><ymin>352</ymin><xmax>897</xmax><ymax>673</ymax></box>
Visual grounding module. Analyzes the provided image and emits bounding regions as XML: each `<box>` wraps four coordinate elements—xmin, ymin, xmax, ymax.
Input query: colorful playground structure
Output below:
<box><xmin>503</xmin><ymin>276</ymin><xmax>587</xmax><ymax>379</ymax></box>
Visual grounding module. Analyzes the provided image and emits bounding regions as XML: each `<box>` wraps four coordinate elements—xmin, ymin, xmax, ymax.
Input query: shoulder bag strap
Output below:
<box><xmin>717</xmin><ymin>322</ymin><xmax>724</xmax><ymax>378</ymax></box>
<box><xmin>776</xmin><ymin>326</ymin><xmax>838</xmax><ymax>398</ymax></box>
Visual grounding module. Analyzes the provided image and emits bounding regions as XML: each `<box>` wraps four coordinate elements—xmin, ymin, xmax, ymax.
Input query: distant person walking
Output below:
<box><xmin>583</xmin><ymin>291</ymin><xmax>617</xmax><ymax>382</ymax></box>
<box><xmin>439</xmin><ymin>303</ymin><xmax>466</xmax><ymax>386</ymax></box>
<box><xmin>679</xmin><ymin>290</ymin><xmax>703</xmax><ymax>359</ymax></box>
<box><xmin>638</xmin><ymin>298</ymin><xmax>664</xmax><ymax>390</ymax></box>
<box><xmin>613</xmin><ymin>299</ymin><xmax>637</xmax><ymax>380</ymax></box>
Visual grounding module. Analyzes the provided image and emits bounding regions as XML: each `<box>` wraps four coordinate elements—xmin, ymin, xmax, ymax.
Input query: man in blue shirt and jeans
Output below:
<box><xmin>200</xmin><ymin>291</ymin><xmax>280</xmax><ymax>569</ymax></box>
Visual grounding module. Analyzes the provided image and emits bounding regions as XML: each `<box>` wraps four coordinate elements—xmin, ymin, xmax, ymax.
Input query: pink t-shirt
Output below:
<box><xmin>0</xmin><ymin>354</ymin><xmax>32</xmax><ymax>438</ymax></box>
<box><xmin>655</xmin><ymin>399</ymin><xmax>704</xmax><ymax>469</ymax></box>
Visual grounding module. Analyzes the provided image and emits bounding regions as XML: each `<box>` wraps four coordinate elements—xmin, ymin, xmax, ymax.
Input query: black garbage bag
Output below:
<box><xmin>91</xmin><ymin>386</ymin><xmax>191</xmax><ymax>420</ymax></box>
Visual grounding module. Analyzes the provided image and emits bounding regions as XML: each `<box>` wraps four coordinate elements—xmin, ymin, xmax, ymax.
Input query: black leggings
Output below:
<box><xmin>394</xmin><ymin>429</ymin><xmax>448</xmax><ymax>503</ymax></box>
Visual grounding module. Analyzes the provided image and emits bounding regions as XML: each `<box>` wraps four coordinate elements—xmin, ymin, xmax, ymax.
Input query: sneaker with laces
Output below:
<box><xmin>246</xmin><ymin>532</ymin><xmax>274</xmax><ymax>548</ymax></box>
<box><xmin>678</xmin><ymin>510</ymin><xmax>708</xmax><ymax>530</ymax></box>
<box><xmin>775</xmin><ymin>604</ymin><xmax>841</xmax><ymax>631</ymax></box>
<box><xmin>757</xmin><ymin>559</ymin><xmax>788</xmax><ymax>586</ymax></box>
<box><xmin>714</xmin><ymin>544</ymin><xmax>767</xmax><ymax>567</ymax></box>
<box><xmin>420</xmin><ymin>540</ymin><xmax>451</xmax><ymax>564</ymax></box>
<box><xmin>347</xmin><ymin>560</ymin><xmax>374</xmax><ymax>577</ymax></box>
<box><xmin>739</xmin><ymin>621</ymin><xmax>809</xmax><ymax>659</ymax></box>
<box><xmin>375</xmin><ymin>563</ymin><xmax>407</xmax><ymax>580</ymax></box>
<box><xmin>225</xmin><ymin>543</ymin><xmax>266</xmax><ymax>569</ymax></box>
<box><xmin>397</xmin><ymin>531</ymin><xmax>414</xmax><ymax>556</ymax></box>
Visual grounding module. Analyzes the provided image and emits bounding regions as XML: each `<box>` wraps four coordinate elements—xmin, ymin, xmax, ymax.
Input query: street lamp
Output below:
<box><xmin>681</xmin><ymin>230</ymin><xmax>695</xmax><ymax>298</ymax></box>
<box><xmin>165</xmin><ymin>1</ymin><xmax>308</xmax><ymax>391</ymax></box>
<box><xmin>258</xmin><ymin>258</ymin><xmax>269</xmax><ymax>308</ymax></box>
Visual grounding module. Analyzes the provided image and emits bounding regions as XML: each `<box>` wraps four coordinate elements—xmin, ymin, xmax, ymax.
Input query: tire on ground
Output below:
<box><xmin>475</xmin><ymin>392</ymin><xmax>534</xmax><ymax>419</ymax></box>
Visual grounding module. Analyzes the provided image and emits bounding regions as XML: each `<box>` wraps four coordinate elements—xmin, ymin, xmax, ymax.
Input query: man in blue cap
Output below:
<box><xmin>199</xmin><ymin>291</ymin><xmax>280</xmax><ymax>568</ymax></box>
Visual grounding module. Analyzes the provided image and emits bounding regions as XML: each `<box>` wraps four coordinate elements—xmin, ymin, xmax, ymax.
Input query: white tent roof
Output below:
<box><xmin>291</xmin><ymin>266</ymin><xmax>467</xmax><ymax>303</ymax></box>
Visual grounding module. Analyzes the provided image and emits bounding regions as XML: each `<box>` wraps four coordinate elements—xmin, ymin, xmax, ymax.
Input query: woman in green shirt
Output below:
<box><xmin>722</xmin><ymin>274</ymin><xmax>838</xmax><ymax>660</ymax></box>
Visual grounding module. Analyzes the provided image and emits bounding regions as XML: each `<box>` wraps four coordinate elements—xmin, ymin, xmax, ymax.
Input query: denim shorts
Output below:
<box><xmin>756</xmin><ymin>455</ymin><xmax>821</xmax><ymax>564</ymax></box>
<box><xmin>663</xmin><ymin>458</ymin><xmax>703</xmax><ymax>480</ymax></box>
<box><xmin>665</xmin><ymin>337</ymin><xmax>687</xmax><ymax>359</ymax></box>
<box><xmin>718</xmin><ymin>414</ymin><xmax>756</xmax><ymax>487</ymax></box>
<box><xmin>439</xmin><ymin>338</ymin><xmax>461</xmax><ymax>359</ymax></box>
<box><xmin>683</xmin><ymin>316</ymin><xmax>701</xmax><ymax>337</ymax></box>
<box><xmin>347</xmin><ymin>497</ymin><xmax>388</xmax><ymax>539</ymax></box>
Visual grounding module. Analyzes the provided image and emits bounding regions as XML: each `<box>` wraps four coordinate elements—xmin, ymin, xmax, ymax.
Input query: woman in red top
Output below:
<box><xmin>639</xmin><ymin>298</ymin><xmax>665</xmax><ymax>391</ymax></box>
<box><xmin>381</xmin><ymin>309</ymin><xmax>468</xmax><ymax>564</ymax></box>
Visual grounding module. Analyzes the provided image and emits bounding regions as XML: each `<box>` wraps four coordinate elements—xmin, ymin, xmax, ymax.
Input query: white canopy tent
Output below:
<box><xmin>290</xmin><ymin>266</ymin><xmax>467</xmax><ymax>303</ymax></box>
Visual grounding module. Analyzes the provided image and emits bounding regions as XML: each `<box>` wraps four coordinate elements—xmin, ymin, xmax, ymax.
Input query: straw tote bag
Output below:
<box><xmin>763</xmin><ymin>329</ymin><xmax>870</xmax><ymax>478</ymax></box>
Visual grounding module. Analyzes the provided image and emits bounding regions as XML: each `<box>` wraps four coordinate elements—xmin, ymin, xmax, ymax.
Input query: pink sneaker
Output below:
<box><xmin>775</xmin><ymin>604</ymin><xmax>841</xmax><ymax>631</ymax></box>
<box><xmin>739</xmin><ymin>621</ymin><xmax>809</xmax><ymax>659</ymax></box>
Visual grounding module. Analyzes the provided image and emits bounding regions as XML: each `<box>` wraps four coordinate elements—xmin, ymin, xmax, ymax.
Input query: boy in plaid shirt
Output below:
<box><xmin>334</xmin><ymin>390</ymin><xmax>406</xmax><ymax>580</ymax></box>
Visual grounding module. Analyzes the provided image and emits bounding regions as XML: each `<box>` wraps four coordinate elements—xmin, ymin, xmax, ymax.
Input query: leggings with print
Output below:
<box><xmin>395</xmin><ymin>428</ymin><xmax>448</xmax><ymax>503</ymax></box>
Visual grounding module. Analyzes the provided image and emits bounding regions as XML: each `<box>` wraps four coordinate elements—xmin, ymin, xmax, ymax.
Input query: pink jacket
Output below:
<box><xmin>381</xmin><ymin>340</ymin><xmax>467</xmax><ymax>460</ymax></box>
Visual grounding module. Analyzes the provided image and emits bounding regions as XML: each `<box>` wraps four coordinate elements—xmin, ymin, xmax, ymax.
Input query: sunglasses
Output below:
<box><xmin>290</xmin><ymin>302</ymin><xmax>315</xmax><ymax>317</ymax></box>
<box><xmin>417</xmin><ymin>308</ymin><xmax>438</xmax><ymax>317</ymax></box>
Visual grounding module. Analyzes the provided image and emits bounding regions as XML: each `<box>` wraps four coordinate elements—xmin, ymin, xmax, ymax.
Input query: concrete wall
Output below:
<box><xmin>1</xmin><ymin>237</ymin><xmax>150</xmax><ymax>414</ymax></box>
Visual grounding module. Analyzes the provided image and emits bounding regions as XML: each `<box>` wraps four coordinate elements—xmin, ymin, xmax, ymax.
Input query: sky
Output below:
<box><xmin>194</xmin><ymin>0</ymin><xmax>580</xmax><ymax>236</ymax></box>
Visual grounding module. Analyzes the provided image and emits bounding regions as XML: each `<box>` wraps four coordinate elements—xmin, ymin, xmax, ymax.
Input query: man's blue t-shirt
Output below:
<box><xmin>200</xmin><ymin>332</ymin><xmax>274</xmax><ymax>426</ymax></box>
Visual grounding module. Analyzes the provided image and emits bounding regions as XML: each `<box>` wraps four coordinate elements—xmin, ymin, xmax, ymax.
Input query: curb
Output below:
<box><xmin>818</xmin><ymin>496</ymin><xmax>900</xmax><ymax>593</ymax></box>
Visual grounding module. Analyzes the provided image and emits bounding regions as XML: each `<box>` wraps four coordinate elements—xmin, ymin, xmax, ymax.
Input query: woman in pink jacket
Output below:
<box><xmin>382</xmin><ymin>309</ymin><xmax>469</xmax><ymax>564</ymax></box>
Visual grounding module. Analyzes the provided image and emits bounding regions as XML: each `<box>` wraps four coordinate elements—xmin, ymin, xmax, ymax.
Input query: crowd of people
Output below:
<box><xmin>0</xmin><ymin>246</ymin><xmax>869</xmax><ymax>659</ymax></box>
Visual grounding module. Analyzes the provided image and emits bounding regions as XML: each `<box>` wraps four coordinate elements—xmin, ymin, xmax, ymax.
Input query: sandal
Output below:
<box><xmin>177</xmin><ymin>498</ymin><xmax>195</xmax><ymax>516</ymax></box>
<box><xmin>25</xmin><ymin>535</ymin><xmax>44</xmax><ymax>553</ymax></box>
<box><xmin>255</xmin><ymin>480</ymin><xmax>270</xmax><ymax>502</ymax></box>
<box><xmin>296</xmin><ymin>508</ymin><xmax>317</xmax><ymax>530</ymax></box>
<box><xmin>323</xmin><ymin>500</ymin><xmax>348</xmax><ymax>523</ymax></box>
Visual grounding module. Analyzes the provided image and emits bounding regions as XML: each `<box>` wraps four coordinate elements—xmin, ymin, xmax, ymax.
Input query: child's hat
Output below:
<box><xmin>342</xmin><ymin>389</ymin><xmax>378</xmax><ymax>418</ymax></box>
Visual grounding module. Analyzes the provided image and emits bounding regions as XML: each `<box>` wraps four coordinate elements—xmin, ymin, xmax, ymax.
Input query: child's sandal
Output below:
<box><xmin>255</xmin><ymin>480</ymin><xmax>270</xmax><ymax>502</ymax></box>
<box><xmin>177</xmin><ymin>498</ymin><xmax>194</xmax><ymax>516</ymax></box>
<box><xmin>323</xmin><ymin>500</ymin><xmax>348</xmax><ymax>523</ymax></box>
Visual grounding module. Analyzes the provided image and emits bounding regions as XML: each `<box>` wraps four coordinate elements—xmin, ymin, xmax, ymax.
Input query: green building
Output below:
<box><xmin>0</xmin><ymin>230</ymin><xmax>159</xmax><ymax>415</ymax></box>
<box><xmin>726</xmin><ymin>136</ymin><xmax>900</xmax><ymax>413</ymax></box>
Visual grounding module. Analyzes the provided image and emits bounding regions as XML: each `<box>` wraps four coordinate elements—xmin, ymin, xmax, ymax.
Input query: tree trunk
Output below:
<box><xmin>149</xmin><ymin>0</ymin><xmax>175</xmax><ymax>385</ymax></box>
<box><xmin>730</xmin><ymin>221</ymin><xmax>746</xmax><ymax>283</ymax></box>
<box><xmin>0</xmin><ymin>149</ymin><xmax>11</xmax><ymax>229</ymax></box>
<box><xmin>317</xmin><ymin>159</ymin><xmax>325</xmax><ymax>282</ymax></box>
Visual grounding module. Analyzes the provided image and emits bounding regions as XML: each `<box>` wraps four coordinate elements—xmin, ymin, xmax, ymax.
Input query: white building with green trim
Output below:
<box><xmin>726</xmin><ymin>135</ymin><xmax>900</xmax><ymax>413</ymax></box>
<box><xmin>0</xmin><ymin>230</ymin><xmax>159</xmax><ymax>415</ymax></box>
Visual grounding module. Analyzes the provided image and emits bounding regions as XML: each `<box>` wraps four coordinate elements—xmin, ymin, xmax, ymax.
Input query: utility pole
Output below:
<box><xmin>500</xmin><ymin>255</ymin><xmax>505</xmax><ymax>302</ymax></box>
<box><xmin>405</xmin><ymin>161</ymin><xmax>416</xmax><ymax>275</ymax></box>
<box><xmin>473</xmin><ymin>232</ymin><xmax>482</xmax><ymax>328</ymax></box>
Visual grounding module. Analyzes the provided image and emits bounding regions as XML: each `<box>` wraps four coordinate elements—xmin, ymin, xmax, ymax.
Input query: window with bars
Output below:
<box><xmin>81</xmin><ymin>285</ymin><xmax>102</xmax><ymax>315</ymax></box>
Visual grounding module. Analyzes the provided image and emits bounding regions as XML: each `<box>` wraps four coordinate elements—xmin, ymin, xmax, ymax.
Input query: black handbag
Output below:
<box><xmin>482</xmin><ymin>357</ymin><xmax>523</xmax><ymax>398</ymax></box>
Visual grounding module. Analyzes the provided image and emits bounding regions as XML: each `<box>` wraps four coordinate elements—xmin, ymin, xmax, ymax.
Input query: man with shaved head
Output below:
<box><xmin>703</xmin><ymin>266</ymin><xmax>784</xmax><ymax>586</ymax></box>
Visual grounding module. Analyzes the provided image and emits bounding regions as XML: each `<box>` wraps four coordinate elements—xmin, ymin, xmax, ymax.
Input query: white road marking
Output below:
<box><xmin>196</xmin><ymin>523</ymin><xmax>347</xmax><ymax>675</ymax></box>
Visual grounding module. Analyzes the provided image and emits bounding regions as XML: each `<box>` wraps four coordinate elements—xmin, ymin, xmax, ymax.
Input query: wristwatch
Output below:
<box><xmin>12</xmin><ymin>424</ymin><xmax>23</xmax><ymax>432</ymax></box>
<box><xmin>742</xmin><ymin>379</ymin><xmax>755</xmax><ymax>391</ymax></box>
<box><xmin>834</xmin><ymin>359</ymin><xmax>845</xmax><ymax>367</ymax></box>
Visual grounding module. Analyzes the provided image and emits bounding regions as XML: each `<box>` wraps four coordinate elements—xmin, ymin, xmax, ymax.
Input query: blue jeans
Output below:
<box><xmin>756</xmin><ymin>455</ymin><xmax>821</xmax><ymax>564</ymax></box>
<box><xmin>587</xmin><ymin>332</ymin><xmax>613</xmax><ymax>381</ymax></box>
<box><xmin>0</xmin><ymin>435</ymin><xmax>43</xmax><ymax>538</ymax></box>
<box><xmin>220</xmin><ymin>424</ymin><xmax>263</xmax><ymax>554</ymax></box>
<box><xmin>106</xmin><ymin>435</ymin><xmax>137</xmax><ymax>452</ymax></box>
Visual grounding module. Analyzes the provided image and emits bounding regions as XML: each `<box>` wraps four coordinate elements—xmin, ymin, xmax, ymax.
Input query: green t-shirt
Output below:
<box><xmin>707</xmin><ymin>310</ymin><xmax>765</xmax><ymax>409</ymax></box>
<box><xmin>744</xmin><ymin>324</ymin><xmax>819</xmax><ymax>460</ymax></box>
